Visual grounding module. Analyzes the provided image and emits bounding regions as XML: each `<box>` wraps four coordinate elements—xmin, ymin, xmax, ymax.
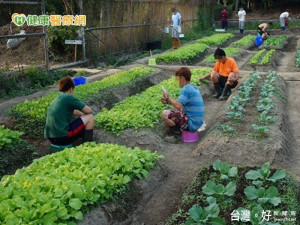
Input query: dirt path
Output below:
<box><xmin>129</xmin><ymin>97</ymin><xmax>224</xmax><ymax>225</ymax></box>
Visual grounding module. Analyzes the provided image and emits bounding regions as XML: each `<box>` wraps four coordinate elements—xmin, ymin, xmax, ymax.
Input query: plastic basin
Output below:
<box><xmin>73</xmin><ymin>76</ymin><xmax>86</xmax><ymax>86</ymax></box>
<box><xmin>181</xmin><ymin>130</ymin><xmax>199</xmax><ymax>143</ymax></box>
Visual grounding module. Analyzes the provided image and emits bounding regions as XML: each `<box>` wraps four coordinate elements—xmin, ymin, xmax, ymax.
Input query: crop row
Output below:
<box><xmin>0</xmin><ymin>142</ymin><xmax>161</xmax><ymax>224</ymax></box>
<box><xmin>252</xmin><ymin>71</ymin><xmax>278</xmax><ymax>136</ymax></box>
<box><xmin>0</xmin><ymin>126</ymin><xmax>23</xmax><ymax>150</ymax></box>
<box><xmin>156</xmin><ymin>42</ymin><xmax>209</xmax><ymax>64</ymax></box>
<box><xmin>197</xmin><ymin>33</ymin><xmax>234</xmax><ymax>46</ymax></box>
<box><xmin>296</xmin><ymin>50</ymin><xmax>300</xmax><ymax>68</ymax></box>
<box><xmin>95</xmin><ymin>68</ymin><xmax>211</xmax><ymax>135</ymax></box>
<box><xmin>167</xmin><ymin>160</ymin><xmax>298</xmax><ymax>225</ymax></box>
<box><xmin>261</xmin><ymin>34</ymin><xmax>287</xmax><ymax>47</ymax></box>
<box><xmin>230</xmin><ymin>34</ymin><xmax>255</xmax><ymax>47</ymax></box>
<box><xmin>204</xmin><ymin>47</ymin><xmax>240</xmax><ymax>63</ymax></box>
<box><xmin>221</xmin><ymin>70</ymin><xmax>261</xmax><ymax>135</ymax></box>
<box><xmin>0</xmin><ymin>126</ymin><xmax>35</xmax><ymax>178</ymax></box>
<box><xmin>250</xmin><ymin>49</ymin><xmax>275</xmax><ymax>65</ymax></box>
<box><xmin>8</xmin><ymin>66</ymin><xmax>155</xmax><ymax>137</ymax></box>
<box><xmin>156</xmin><ymin>33</ymin><xmax>235</xmax><ymax>64</ymax></box>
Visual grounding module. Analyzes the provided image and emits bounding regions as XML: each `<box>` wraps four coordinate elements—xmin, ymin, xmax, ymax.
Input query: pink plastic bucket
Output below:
<box><xmin>181</xmin><ymin>130</ymin><xmax>199</xmax><ymax>143</ymax></box>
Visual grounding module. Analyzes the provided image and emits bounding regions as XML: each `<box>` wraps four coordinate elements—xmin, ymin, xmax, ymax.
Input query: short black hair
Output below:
<box><xmin>268</xmin><ymin>22</ymin><xmax>273</xmax><ymax>26</ymax></box>
<box><xmin>214</xmin><ymin>48</ymin><xmax>226</xmax><ymax>59</ymax></box>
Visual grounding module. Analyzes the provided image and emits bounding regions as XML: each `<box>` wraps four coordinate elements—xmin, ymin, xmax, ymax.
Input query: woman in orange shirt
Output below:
<box><xmin>199</xmin><ymin>48</ymin><xmax>239</xmax><ymax>101</ymax></box>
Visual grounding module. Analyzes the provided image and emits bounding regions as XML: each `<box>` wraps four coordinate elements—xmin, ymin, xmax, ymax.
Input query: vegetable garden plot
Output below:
<box><xmin>94</xmin><ymin>68</ymin><xmax>211</xmax><ymax>136</ymax></box>
<box><xmin>0</xmin><ymin>142</ymin><xmax>161</xmax><ymax>225</ymax></box>
<box><xmin>230</xmin><ymin>34</ymin><xmax>256</xmax><ymax>50</ymax></box>
<box><xmin>8</xmin><ymin>66</ymin><xmax>156</xmax><ymax>138</ymax></box>
<box><xmin>197</xmin><ymin>33</ymin><xmax>235</xmax><ymax>46</ymax></box>
<box><xmin>0</xmin><ymin>126</ymin><xmax>36</xmax><ymax>178</ymax></box>
<box><xmin>259</xmin><ymin>35</ymin><xmax>288</xmax><ymax>50</ymax></box>
<box><xmin>155</xmin><ymin>43</ymin><xmax>209</xmax><ymax>64</ymax></box>
<box><xmin>199</xmin><ymin>47</ymin><xmax>244</xmax><ymax>67</ymax></box>
<box><xmin>155</xmin><ymin>33</ymin><xmax>235</xmax><ymax>65</ymax></box>
<box><xmin>250</xmin><ymin>49</ymin><xmax>276</xmax><ymax>65</ymax></box>
<box><xmin>296</xmin><ymin>49</ymin><xmax>300</xmax><ymax>68</ymax></box>
<box><xmin>242</xmin><ymin>50</ymin><xmax>281</xmax><ymax>72</ymax></box>
<box><xmin>166</xmin><ymin>160</ymin><xmax>299</xmax><ymax>225</ymax></box>
<box><xmin>193</xmin><ymin>70</ymin><xmax>291</xmax><ymax>166</ymax></box>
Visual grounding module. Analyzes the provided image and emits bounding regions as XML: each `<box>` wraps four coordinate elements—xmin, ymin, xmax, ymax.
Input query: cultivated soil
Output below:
<box><xmin>0</xmin><ymin>27</ymin><xmax>300</xmax><ymax>225</ymax></box>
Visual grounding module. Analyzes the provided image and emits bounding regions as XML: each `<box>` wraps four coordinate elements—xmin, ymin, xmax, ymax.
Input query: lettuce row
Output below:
<box><xmin>95</xmin><ymin>68</ymin><xmax>211</xmax><ymax>135</ymax></box>
<box><xmin>0</xmin><ymin>142</ymin><xmax>161</xmax><ymax>224</ymax></box>
<box><xmin>9</xmin><ymin>66</ymin><xmax>155</xmax><ymax>137</ymax></box>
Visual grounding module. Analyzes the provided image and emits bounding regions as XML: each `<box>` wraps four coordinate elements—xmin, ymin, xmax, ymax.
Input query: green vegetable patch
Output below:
<box><xmin>295</xmin><ymin>50</ymin><xmax>300</xmax><ymax>68</ymax></box>
<box><xmin>230</xmin><ymin>35</ymin><xmax>255</xmax><ymax>48</ymax></box>
<box><xmin>156</xmin><ymin>42</ymin><xmax>209</xmax><ymax>64</ymax></box>
<box><xmin>166</xmin><ymin>160</ymin><xmax>299</xmax><ymax>225</ymax></box>
<box><xmin>197</xmin><ymin>33</ymin><xmax>234</xmax><ymax>46</ymax></box>
<box><xmin>0</xmin><ymin>142</ymin><xmax>161</xmax><ymax>224</ymax></box>
<box><xmin>95</xmin><ymin>68</ymin><xmax>211</xmax><ymax>135</ymax></box>
<box><xmin>0</xmin><ymin>126</ymin><xmax>36</xmax><ymax>178</ymax></box>
<box><xmin>250</xmin><ymin>49</ymin><xmax>275</xmax><ymax>65</ymax></box>
<box><xmin>261</xmin><ymin>35</ymin><xmax>287</xmax><ymax>47</ymax></box>
<box><xmin>8</xmin><ymin>66</ymin><xmax>155</xmax><ymax>138</ymax></box>
<box><xmin>204</xmin><ymin>47</ymin><xmax>240</xmax><ymax>63</ymax></box>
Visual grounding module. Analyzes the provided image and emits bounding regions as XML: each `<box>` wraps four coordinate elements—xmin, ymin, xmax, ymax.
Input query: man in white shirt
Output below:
<box><xmin>171</xmin><ymin>7</ymin><xmax>182</xmax><ymax>49</ymax></box>
<box><xmin>279</xmin><ymin>11</ymin><xmax>289</xmax><ymax>31</ymax></box>
<box><xmin>237</xmin><ymin>6</ymin><xmax>246</xmax><ymax>35</ymax></box>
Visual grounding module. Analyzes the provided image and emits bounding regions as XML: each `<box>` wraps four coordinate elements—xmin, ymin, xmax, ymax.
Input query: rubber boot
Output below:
<box><xmin>176</xmin><ymin>39</ymin><xmax>181</xmax><ymax>48</ymax></box>
<box><xmin>212</xmin><ymin>83</ymin><xmax>221</xmax><ymax>98</ymax></box>
<box><xmin>172</xmin><ymin>39</ymin><xmax>177</xmax><ymax>49</ymax></box>
<box><xmin>83</xmin><ymin>129</ymin><xmax>94</xmax><ymax>143</ymax></box>
<box><xmin>241</xmin><ymin>29</ymin><xmax>244</xmax><ymax>35</ymax></box>
<box><xmin>219</xmin><ymin>84</ymin><xmax>232</xmax><ymax>101</ymax></box>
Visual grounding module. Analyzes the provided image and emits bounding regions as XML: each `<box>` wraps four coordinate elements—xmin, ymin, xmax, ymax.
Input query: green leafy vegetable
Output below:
<box><xmin>0</xmin><ymin>142</ymin><xmax>161</xmax><ymax>224</ymax></box>
<box><xmin>156</xmin><ymin>43</ymin><xmax>209</xmax><ymax>64</ymax></box>
<box><xmin>244</xmin><ymin>186</ymin><xmax>281</xmax><ymax>206</ymax></box>
<box><xmin>8</xmin><ymin>66</ymin><xmax>155</xmax><ymax>137</ymax></box>
<box><xmin>95</xmin><ymin>68</ymin><xmax>211</xmax><ymax>135</ymax></box>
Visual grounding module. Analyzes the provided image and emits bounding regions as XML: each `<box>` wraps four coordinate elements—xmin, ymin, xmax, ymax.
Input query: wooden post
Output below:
<box><xmin>41</xmin><ymin>0</ymin><xmax>49</xmax><ymax>70</ymax></box>
<box><xmin>74</xmin><ymin>44</ymin><xmax>77</xmax><ymax>62</ymax></box>
<box><xmin>79</xmin><ymin>0</ymin><xmax>86</xmax><ymax>61</ymax></box>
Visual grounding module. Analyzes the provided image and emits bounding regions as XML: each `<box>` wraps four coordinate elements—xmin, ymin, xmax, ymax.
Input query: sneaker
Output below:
<box><xmin>197</xmin><ymin>121</ymin><xmax>206</xmax><ymax>132</ymax></box>
<box><xmin>165</xmin><ymin>135</ymin><xmax>181</xmax><ymax>144</ymax></box>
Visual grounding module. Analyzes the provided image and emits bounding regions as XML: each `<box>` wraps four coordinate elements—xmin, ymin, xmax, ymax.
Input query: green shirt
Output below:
<box><xmin>44</xmin><ymin>93</ymin><xmax>86</xmax><ymax>138</ymax></box>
